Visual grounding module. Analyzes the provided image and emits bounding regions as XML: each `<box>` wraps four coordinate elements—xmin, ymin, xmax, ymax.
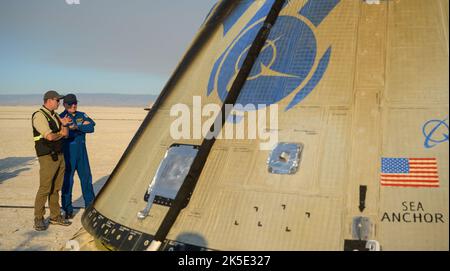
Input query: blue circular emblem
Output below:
<box><xmin>423</xmin><ymin>118</ymin><xmax>449</xmax><ymax>148</ymax></box>
<box><xmin>208</xmin><ymin>15</ymin><xmax>332</xmax><ymax>111</ymax></box>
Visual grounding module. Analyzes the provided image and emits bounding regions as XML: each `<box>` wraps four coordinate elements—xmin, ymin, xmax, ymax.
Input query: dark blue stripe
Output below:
<box><xmin>223</xmin><ymin>1</ymin><xmax>254</xmax><ymax>35</ymax></box>
<box><xmin>207</xmin><ymin>52</ymin><xmax>226</xmax><ymax>96</ymax></box>
<box><xmin>299</xmin><ymin>0</ymin><xmax>340</xmax><ymax>27</ymax></box>
<box><xmin>223</xmin><ymin>0</ymin><xmax>274</xmax><ymax>36</ymax></box>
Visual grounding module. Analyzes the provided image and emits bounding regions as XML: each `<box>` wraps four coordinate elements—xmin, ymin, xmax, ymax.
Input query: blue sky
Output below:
<box><xmin>0</xmin><ymin>0</ymin><xmax>217</xmax><ymax>95</ymax></box>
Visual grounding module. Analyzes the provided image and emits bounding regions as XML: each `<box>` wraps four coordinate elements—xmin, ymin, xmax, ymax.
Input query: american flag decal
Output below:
<box><xmin>381</xmin><ymin>158</ymin><xmax>439</xmax><ymax>188</ymax></box>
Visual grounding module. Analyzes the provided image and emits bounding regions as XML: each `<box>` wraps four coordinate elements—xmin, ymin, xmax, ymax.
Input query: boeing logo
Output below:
<box><xmin>207</xmin><ymin>0</ymin><xmax>340</xmax><ymax>111</ymax></box>
<box><xmin>423</xmin><ymin>117</ymin><xmax>449</xmax><ymax>148</ymax></box>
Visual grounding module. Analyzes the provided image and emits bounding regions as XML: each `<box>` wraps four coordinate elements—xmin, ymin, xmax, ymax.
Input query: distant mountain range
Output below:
<box><xmin>0</xmin><ymin>93</ymin><xmax>158</xmax><ymax>107</ymax></box>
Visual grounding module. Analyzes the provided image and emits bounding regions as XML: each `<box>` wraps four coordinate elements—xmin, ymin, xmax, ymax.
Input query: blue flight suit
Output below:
<box><xmin>60</xmin><ymin>110</ymin><xmax>96</xmax><ymax>215</ymax></box>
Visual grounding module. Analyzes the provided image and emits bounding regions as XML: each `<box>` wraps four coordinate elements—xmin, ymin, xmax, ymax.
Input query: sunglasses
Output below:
<box><xmin>66</xmin><ymin>102</ymin><xmax>77</xmax><ymax>106</ymax></box>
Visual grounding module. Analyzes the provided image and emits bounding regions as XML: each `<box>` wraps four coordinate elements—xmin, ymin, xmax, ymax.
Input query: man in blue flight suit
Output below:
<box><xmin>60</xmin><ymin>94</ymin><xmax>96</xmax><ymax>219</ymax></box>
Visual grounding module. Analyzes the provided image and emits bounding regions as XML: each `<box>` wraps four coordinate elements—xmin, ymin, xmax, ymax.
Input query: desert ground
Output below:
<box><xmin>0</xmin><ymin>105</ymin><xmax>147</xmax><ymax>250</ymax></box>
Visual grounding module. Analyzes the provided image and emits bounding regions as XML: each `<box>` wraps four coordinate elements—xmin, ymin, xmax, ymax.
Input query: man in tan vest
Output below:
<box><xmin>32</xmin><ymin>90</ymin><xmax>73</xmax><ymax>231</ymax></box>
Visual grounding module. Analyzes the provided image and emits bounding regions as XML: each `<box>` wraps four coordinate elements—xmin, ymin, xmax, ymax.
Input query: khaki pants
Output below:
<box><xmin>34</xmin><ymin>153</ymin><xmax>65</xmax><ymax>219</ymax></box>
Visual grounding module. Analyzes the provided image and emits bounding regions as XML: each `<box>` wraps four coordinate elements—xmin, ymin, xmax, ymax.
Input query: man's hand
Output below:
<box><xmin>82</xmin><ymin>121</ymin><xmax>91</xmax><ymax>125</ymax></box>
<box><xmin>59</xmin><ymin>116</ymin><xmax>73</xmax><ymax>126</ymax></box>
<box><xmin>59</xmin><ymin>115</ymin><xmax>72</xmax><ymax>138</ymax></box>
<box><xmin>69</xmin><ymin>124</ymin><xmax>78</xmax><ymax>130</ymax></box>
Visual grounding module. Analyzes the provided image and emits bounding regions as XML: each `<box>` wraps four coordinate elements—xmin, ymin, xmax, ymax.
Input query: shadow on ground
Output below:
<box><xmin>168</xmin><ymin>232</ymin><xmax>209</xmax><ymax>251</ymax></box>
<box><xmin>0</xmin><ymin>157</ymin><xmax>36</xmax><ymax>184</ymax></box>
<box><xmin>71</xmin><ymin>175</ymin><xmax>109</xmax><ymax>217</ymax></box>
<box><xmin>13</xmin><ymin>229</ymin><xmax>49</xmax><ymax>251</ymax></box>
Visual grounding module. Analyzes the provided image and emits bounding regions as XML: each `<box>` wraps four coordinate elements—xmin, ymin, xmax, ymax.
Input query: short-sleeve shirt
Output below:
<box><xmin>32</xmin><ymin>106</ymin><xmax>61</xmax><ymax>138</ymax></box>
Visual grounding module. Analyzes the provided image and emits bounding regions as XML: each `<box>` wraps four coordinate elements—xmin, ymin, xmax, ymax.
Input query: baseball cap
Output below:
<box><xmin>63</xmin><ymin>93</ymin><xmax>78</xmax><ymax>105</ymax></box>
<box><xmin>43</xmin><ymin>90</ymin><xmax>64</xmax><ymax>101</ymax></box>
